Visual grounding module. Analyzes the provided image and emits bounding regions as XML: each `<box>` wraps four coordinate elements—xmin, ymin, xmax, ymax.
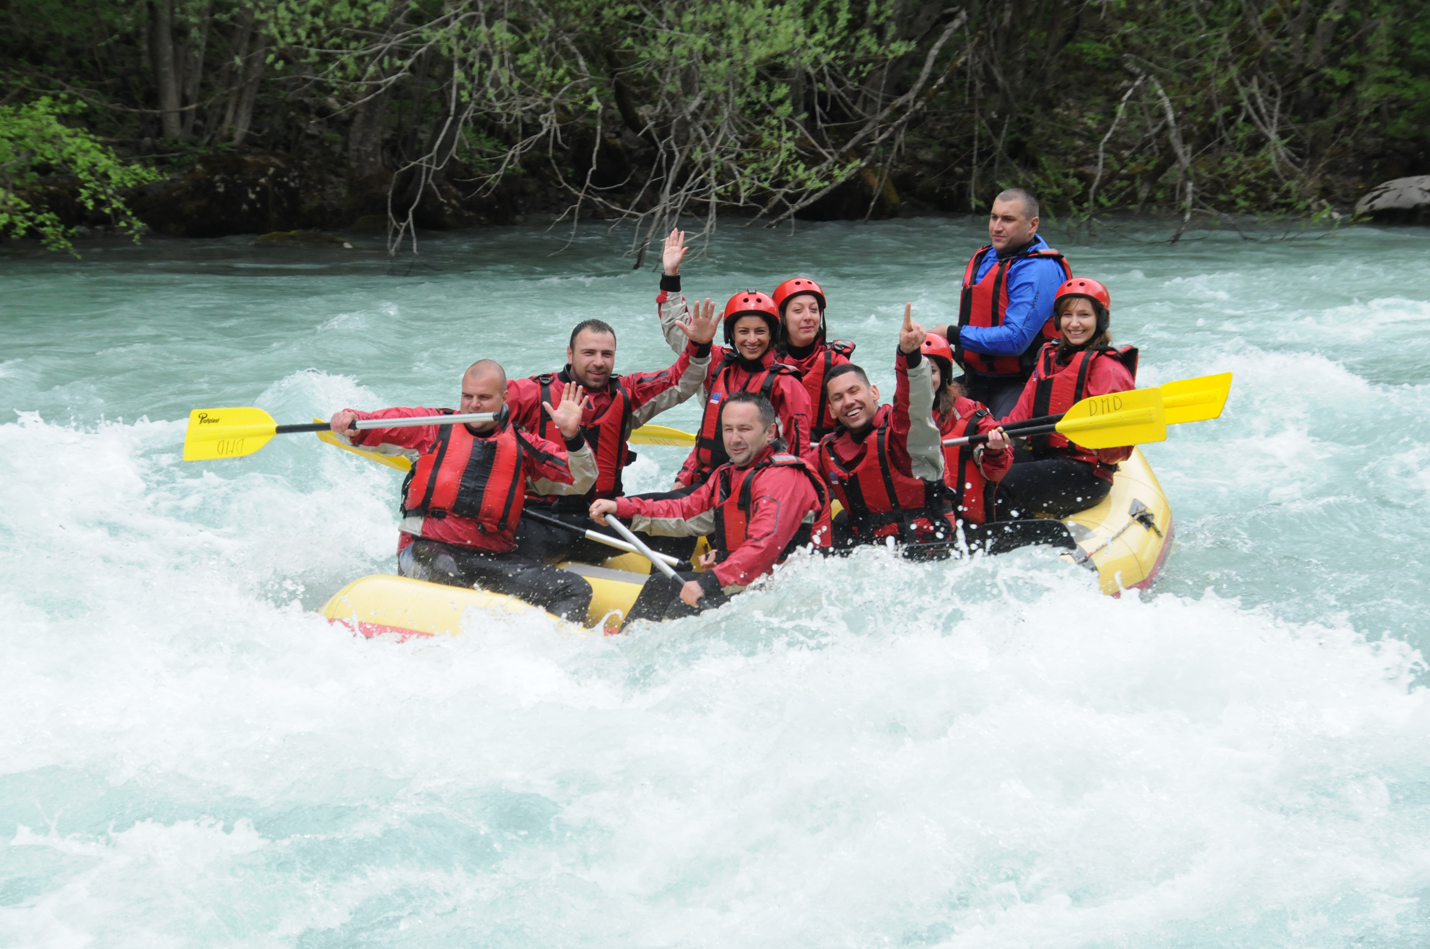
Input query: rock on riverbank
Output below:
<box><xmin>1355</xmin><ymin>176</ymin><xmax>1430</xmax><ymax>224</ymax></box>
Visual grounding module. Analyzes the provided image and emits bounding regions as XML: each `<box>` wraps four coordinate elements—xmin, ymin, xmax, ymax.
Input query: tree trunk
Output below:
<box><xmin>348</xmin><ymin>90</ymin><xmax>390</xmax><ymax>180</ymax></box>
<box><xmin>231</xmin><ymin>33</ymin><xmax>266</xmax><ymax>146</ymax></box>
<box><xmin>150</xmin><ymin>0</ymin><xmax>183</xmax><ymax>141</ymax></box>
<box><xmin>181</xmin><ymin>2</ymin><xmax>212</xmax><ymax>140</ymax></box>
<box><xmin>217</xmin><ymin>10</ymin><xmax>255</xmax><ymax>141</ymax></box>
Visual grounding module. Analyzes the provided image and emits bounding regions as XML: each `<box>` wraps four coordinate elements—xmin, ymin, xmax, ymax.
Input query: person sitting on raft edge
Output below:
<box><xmin>504</xmin><ymin>304</ymin><xmax>718</xmax><ymax>565</ymax></box>
<box><xmin>989</xmin><ymin>277</ymin><xmax>1138</xmax><ymax>520</ymax></box>
<box><xmin>328</xmin><ymin>360</ymin><xmax>599</xmax><ymax>623</ymax></box>
<box><xmin>653</xmin><ymin>228</ymin><xmax>811</xmax><ymax>490</ymax></box>
<box><xmin>589</xmin><ymin>391</ymin><xmax>831</xmax><ymax>622</ymax></box>
<box><xmin>927</xmin><ymin>187</ymin><xmax>1072</xmax><ymax>421</ymax></box>
<box><xmin>809</xmin><ymin>304</ymin><xmax>1008</xmax><ymax>550</ymax></box>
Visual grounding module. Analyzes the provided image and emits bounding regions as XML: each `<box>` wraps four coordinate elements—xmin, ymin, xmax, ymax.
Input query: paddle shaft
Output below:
<box><xmin>943</xmin><ymin>422</ymin><xmax>1057</xmax><ymax>448</ymax></box>
<box><xmin>521</xmin><ymin>508</ymin><xmax>682</xmax><ymax>568</ymax></box>
<box><xmin>605</xmin><ymin>517</ymin><xmax>682</xmax><ymax>582</ymax></box>
<box><xmin>278</xmin><ymin>412</ymin><xmax>500</xmax><ymax>436</ymax></box>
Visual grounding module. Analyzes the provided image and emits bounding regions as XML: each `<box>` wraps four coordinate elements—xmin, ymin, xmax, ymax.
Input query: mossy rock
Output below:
<box><xmin>255</xmin><ymin>230</ymin><xmax>352</xmax><ymax>247</ymax></box>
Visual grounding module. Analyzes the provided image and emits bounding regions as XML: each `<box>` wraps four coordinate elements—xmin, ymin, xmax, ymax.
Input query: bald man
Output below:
<box><xmin>329</xmin><ymin>360</ymin><xmax>599</xmax><ymax>623</ymax></box>
<box><xmin>929</xmin><ymin>187</ymin><xmax>1072</xmax><ymax>419</ymax></box>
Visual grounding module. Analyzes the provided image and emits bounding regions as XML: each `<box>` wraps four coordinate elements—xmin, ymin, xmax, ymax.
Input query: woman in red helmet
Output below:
<box><xmin>921</xmin><ymin>333</ymin><xmax>1013</xmax><ymax>526</ymax></box>
<box><xmin>771</xmin><ymin>277</ymin><xmax>856</xmax><ymax>446</ymax></box>
<box><xmin>657</xmin><ymin>231</ymin><xmax>811</xmax><ymax>489</ymax></box>
<box><xmin>991</xmin><ymin>277</ymin><xmax>1139</xmax><ymax>519</ymax></box>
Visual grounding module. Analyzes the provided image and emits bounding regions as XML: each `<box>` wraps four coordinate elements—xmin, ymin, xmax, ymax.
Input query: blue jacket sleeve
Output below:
<box><xmin>956</xmin><ymin>257</ymin><xmax>1067</xmax><ymax>358</ymax></box>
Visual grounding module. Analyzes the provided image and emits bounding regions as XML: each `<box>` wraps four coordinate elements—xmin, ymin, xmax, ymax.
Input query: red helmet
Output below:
<box><xmin>921</xmin><ymin>332</ymin><xmax>954</xmax><ymax>364</ymax></box>
<box><xmin>921</xmin><ymin>333</ymin><xmax>955</xmax><ymax>383</ymax></box>
<box><xmin>772</xmin><ymin>277</ymin><xmax>826</xmax><ymax>314</ymax></box>
<box><xmin>722</xmin><ymin>290</ymin><xmax>781</xmax><ymax>347</ymax></box>
<box><xmin>1053</xmin><ymin>277</ymin><xmax>1112</xmax><ymax>332</ymax></box>
<box><xmin>772</xmin><ymin>277</ymin><xmax>828</xmax><ymax>346</ymax></box>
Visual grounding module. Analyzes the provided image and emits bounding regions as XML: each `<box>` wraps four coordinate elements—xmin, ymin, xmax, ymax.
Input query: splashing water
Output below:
<box><xmin>3</xmin><ymin>219</ymin><xmax>1430</xmax><ymax>947</ymax></box>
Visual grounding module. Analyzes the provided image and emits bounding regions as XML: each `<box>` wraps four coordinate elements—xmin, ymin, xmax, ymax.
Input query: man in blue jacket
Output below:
<box><xmin>931</xmin><ymin>188</ymin><xmax>1071</xmax><ymax>419</ymax></box>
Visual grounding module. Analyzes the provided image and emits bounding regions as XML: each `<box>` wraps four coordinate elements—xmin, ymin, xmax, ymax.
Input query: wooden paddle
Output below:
<box><xmin>182</xmin><ymin>407</ymin><xmax>495</xmax><ymax>462</ymax></box>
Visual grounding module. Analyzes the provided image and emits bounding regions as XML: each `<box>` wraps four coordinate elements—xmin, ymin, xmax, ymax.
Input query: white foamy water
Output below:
<box><xmin>2</xmin><ymin>219</ymin><xmax>1429</xmax><ymax>946</ymax></box>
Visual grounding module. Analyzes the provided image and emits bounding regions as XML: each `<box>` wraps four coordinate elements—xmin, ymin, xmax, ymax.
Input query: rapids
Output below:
<box><xmin>2</xmin><ymin>218</ymin><xmax>1429</xmax><ymax>946</ymax></box>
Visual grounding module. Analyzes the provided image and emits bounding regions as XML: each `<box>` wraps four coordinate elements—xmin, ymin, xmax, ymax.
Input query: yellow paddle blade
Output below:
<box><xmin>182</xmin><ymin>407</ymin><xmax>278</xmax><ymax>461</ymax></box>
<box><xmin>313</xmin><ymin>419</ymin><xmax>414</xmax><ymax>472</ymax></box>
<box><xmin>630</xmin><ymin>424</ymin><xmax>697</xmax><ymax>447</ymax></box>
<box><xmin>1159</xmin><ymin>372</ymin><xmax>1232</xmax><ymax>426</ymax></box>
<box><xmin>1055</xmin><ymin>387</ymin><xmax>1166</xmax><ymax>449</ymax></box>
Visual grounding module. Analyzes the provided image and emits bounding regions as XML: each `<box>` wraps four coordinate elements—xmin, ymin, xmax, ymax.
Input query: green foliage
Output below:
<box><xmin>1</xmin><ymin>0</ymin><xmax>1426</xmax><ymax>237</ymax></box>
<box><xmin>0</xmin><ymin>97</ymin><xmax>158</xmax><ymax>253</ymax></box>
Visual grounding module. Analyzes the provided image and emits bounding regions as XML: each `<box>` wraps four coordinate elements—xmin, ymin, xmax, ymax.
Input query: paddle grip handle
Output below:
<box><xmin>276</xmin><ymin>422</ymin><xmax>331</xmax><ymax>435</ymax></box>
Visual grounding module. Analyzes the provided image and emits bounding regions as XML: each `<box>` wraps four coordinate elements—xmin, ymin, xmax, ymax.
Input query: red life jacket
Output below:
<box><xmin>785</xmin><ymin>340</ymin><xmax>855</xmax><ymax>444</ymax></box>
<box><xmin>711</xmin><ymin>452</ymin><xmax>832</xmax><ymax>562</ymax></box>
<box><xmin>693</xmin><ymin>350</ymin><xmax>800</xmax><ymax>474</ymax></box>
<box><xmin>818</xmin><ymin>405</ymin><xmax>955</xmax><ymax>543</ymax></box>
<box><xmin>400</xmin><ymin>412</ymin><xmax>526</xmax><ymax>535</ymax></box>
<box><xmin>530</xmin><ymin>371</ymin><xmax>632</xmax><ymax>507</ymax></box>
<box><xmin>957</xmin><ymin>244</ymin><xmax>1072</xmax><ymax>377</ymax></box>
<box><xmin>939</xmin><ymin>406</ymin><xmax>998</xmax><ymax>526</ymax></box>
<box><xmin>1029</xmin><ymin>342</ymin><xmax>1140</xmax><ymax>469</ymax></box>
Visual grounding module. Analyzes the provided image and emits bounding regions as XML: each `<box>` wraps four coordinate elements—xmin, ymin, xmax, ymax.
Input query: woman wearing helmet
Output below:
<box><xmin>922</xmin><ymin>333</ymin><xmax>1012</xmax><ymax>527</ymax></box>
<box><xmin>656</xmin><ymin>231</ymin><xmax>811</xmax><ymax>489</ymax></box>
<box><xmin>991</xmin><ymin>277</ymin><xmax>1139</xmax><ymax>519</ymax></box>
<box><xmin>771</xmin><ymin>277</ymin><xmax>856</xmax><ymax>445</ymax></box>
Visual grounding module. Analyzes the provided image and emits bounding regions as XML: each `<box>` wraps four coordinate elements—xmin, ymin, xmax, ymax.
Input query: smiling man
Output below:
<box><xmin>810</xmin><ymin>305</ymin><xmax>956</xmax><ymax>549</ymax></box>
<box><xmin>929</xmin><ymin>188</ymin><xmax>1072</xmax><ymax>419</ymax></box>
<box><xmin>590</xmin><ymin>392</ymin><xmax>830</xmax><ymax>622</ymax></box>
<box><xmin>505</xmin><ymin>309</ymin><xmax>717</xmax><ymax>563</ymax></box>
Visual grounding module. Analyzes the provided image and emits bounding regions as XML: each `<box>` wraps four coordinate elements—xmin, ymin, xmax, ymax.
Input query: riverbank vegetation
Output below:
<box><xmin>2</xmin><ymin>0</ymin><xmax>1427</xmax><ymax>251</ymax></box>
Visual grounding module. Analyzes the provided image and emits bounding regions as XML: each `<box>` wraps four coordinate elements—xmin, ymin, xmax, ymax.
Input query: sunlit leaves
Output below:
<box><xmin>0</xmin><ymin>97</ymin><xmax>158</xmax><ymax>254</ymax></box>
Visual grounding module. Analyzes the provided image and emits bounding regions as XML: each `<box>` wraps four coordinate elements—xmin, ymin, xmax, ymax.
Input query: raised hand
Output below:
<box><xmin>543</xmin><ymin>380</ymin><xmax>591</xmax><ymax>438</ymax></box>
<box><xmin>898</xmin><ymin>302</ymin><xmax>927</xmax><ymax>354</ymax></box>
<box><xmin>589</xmin><ymin>498</ymin><xmax>618</xmax><ymax>526</ymax></box>
<box><xmin>674</xmin><ymin>297</ymin><xmax>719</xmax><ymax>345</ymax></box>
<box><xmin>662</xmin><ymin>228</ymin><xmax>688</xmax><ymax>276</ymax></box>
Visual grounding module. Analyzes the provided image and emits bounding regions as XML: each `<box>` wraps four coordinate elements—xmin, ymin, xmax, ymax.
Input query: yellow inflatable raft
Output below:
<box><xmin>1061</xmin><ymin>447</ymin><xmax>1172</xmax><ymax>595</ymax></box>
<box><xmin>320</xmin><ymin>449</ymin><xmax>1172</xmax><ymax>637</ymax></box>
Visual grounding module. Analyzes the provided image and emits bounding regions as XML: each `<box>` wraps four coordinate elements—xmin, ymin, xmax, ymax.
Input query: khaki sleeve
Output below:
<box><xmin>631</xmin><ymin>348</ymin><xmax>712</xmax><ymax>427</ymax></box>
<box><xmin>628</xmin><ymin>508</ymin><xmax>717</xmax><ymax>538</ymax></box>
<box><xmin>528</xmin><ymin>441</ymin><xmax>597</xmax><ymax>496</ymax></box>
<box><xmin>658</xmin><ymin>293</ymin><xmax>691</xmax><ymax>354</ymax></box>
<box><xmin>904</xmin><ymin>356</ymin><xmax>945</xmax><ymax>482</ymax></box>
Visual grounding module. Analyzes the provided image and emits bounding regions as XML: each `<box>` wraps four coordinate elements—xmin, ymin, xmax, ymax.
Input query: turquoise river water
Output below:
<box><xmin>2</xmin><ymin>217</ymin><xmax>1430</xmax><ymax>947</ymax></box>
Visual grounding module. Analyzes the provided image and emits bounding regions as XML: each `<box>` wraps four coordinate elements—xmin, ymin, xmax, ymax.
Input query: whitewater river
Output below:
<box><xmin>3</xmin><ymin>217</ymin><xmax>1430</xmax><ymax>947</ymax></box>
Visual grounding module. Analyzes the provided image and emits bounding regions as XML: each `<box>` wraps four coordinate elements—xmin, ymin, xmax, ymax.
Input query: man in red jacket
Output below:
<box><xmin>505</xmin><ymin>303</ymin><xmax>718</xmax><ymax>563</ymax></box>
<box><xmin>328</xmin><ymin>360</ymin><xmax>598</xmax><ymax>622</ymax></box>
<box><xmin>810</xmin><ymin>305</ymin><xmax>958</xmax><ymax>549</ymax></box>
<box><xmin>589</xmin><ymin>392</ymin><xmax>830</xmax><ymax>622</ymax></box>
